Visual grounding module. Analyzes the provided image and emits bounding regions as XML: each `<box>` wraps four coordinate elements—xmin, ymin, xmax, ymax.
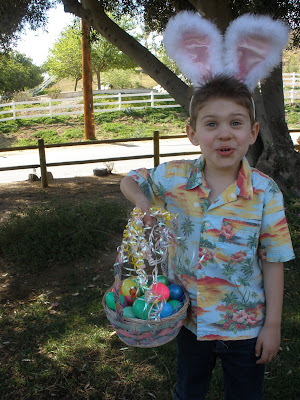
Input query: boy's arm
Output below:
<box><xmin>120</xmin><ymin>176</ymin><xmax>154</xmax><ymax>226</ymax></box>
<box><xmin>256</xmin><ymin>261</ymin><xmax>284</xmax><ymax>364</ymax></box>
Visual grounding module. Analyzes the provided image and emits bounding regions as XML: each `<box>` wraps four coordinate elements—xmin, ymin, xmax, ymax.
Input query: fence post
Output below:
<box><xmin>118</xmin><ymin>93</ymin><xmax>122</xmax><ymax>111</ymax></box>
<box><xmin>12</xmin><ymin>101</ymin><xmax>16</xmax><ymax>120</ymax></box>
<box><xmin>151</xmin><ymin>91</ymin><xmax>154</xmax><ymax>108</ymax></box>
<box><xmin>292</xmin><ymin>72</ymin><xmax>296</xmax><ymax>89</ymax></box>
<box><xmin>38</xmin><ymin>139</ymin><xmax>48</xmax><ymax>188</ymax></box>
<box><xmin>49</xmin><ymin>98</ymin><xmax>52</xmax><ymax>118</ymax></box>
<box><xmin>291</xmin><ymin>89</ymin><xmax>294</xmax><ymax>105</ymax></box>
<box><xmin>153</xmin><ymin>131</ymin><xmax>160</xmax><ymax>167</ymax></box>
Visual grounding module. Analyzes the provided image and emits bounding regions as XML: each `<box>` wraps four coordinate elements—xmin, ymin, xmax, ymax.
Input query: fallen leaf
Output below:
<box><xmin>48</xmin><ymin>302</ymin><xmax>59</xmax><ymax>310</ymax></box>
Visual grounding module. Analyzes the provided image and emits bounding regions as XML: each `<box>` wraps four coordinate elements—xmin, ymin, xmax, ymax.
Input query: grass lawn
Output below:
<box><xmin>0</xmin><ymin>177</ymin><xmax>299</xmax><ymax>399</ymax></box>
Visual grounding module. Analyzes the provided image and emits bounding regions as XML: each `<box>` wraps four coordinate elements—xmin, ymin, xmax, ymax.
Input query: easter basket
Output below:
<box><xmin>102</xmin><ymin>207</ymin><xmax>190</xmax><ymax>348</ymax></box>
<box><xmin>102</xmin><ymin>283</ymin><xmax>189</xmax><ymax>348</ymax></box>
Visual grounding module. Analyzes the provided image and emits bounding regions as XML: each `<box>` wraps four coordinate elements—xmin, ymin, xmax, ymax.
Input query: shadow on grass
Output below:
<box><xmin>1</xmin><ymin>272</ymin><xmax>300</xmax><ymax>400</ymax></box>
<box><xmin>0</xmin><ymin>280</ymin><xmax>179</xmax><ymax>399</ymax></box>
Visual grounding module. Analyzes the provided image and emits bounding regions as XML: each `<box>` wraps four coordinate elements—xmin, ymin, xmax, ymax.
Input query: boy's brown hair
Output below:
<box><xmin>189</xmin><ymin>75</ymin><xmax>256</xmax><ymax>129</ymax></box>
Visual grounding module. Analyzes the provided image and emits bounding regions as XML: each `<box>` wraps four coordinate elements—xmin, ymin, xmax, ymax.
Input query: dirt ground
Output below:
<box><xmin>0</xmin><ymin>173</ymin><xmax>132</xmax><ymax>303</ymax></box>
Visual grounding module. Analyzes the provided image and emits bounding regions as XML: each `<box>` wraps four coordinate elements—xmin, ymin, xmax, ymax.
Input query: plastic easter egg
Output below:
<box><xmin>105</xmin><ymin>292</ymin><xmax>125</xmax><ymax>311</ymax></box>
<box><xmin>150</xmin><ymin>282</ymin><xmax>170</xmax><ymax>302</ymax></box>
<box><xmin>121</xmin><ymin>278</ymin><xmax>138</xmax><ymax>297</ymax></box>
<box><xmin>122</xmin><ymin>306</ymin><xmax>136</xmax><ymax>319</ymax></box>
<box><xmin>124</xmin><ymin>295</ymin><xmax>133</xmax><ymax>306</ymax></box>
<box><xmin>132</xmin><ymin>298</ymin><xmax>151</xmax><ymax>320</ymax></box>
<box><xmin>157</xmin><ymin>275</ymin><xmax>169</xmax><ymax>286</ymax></box>
<box><xmin>168</xmin><ymin>299</ymin><xmax>182</xmax><ymax>314</ymax></box>
<box><xmin>168</xmin><ymin>284</ymin><xmax>184</xmax><ymax>301</ymax></box>
<box><xmin>159</xmin><ymin>302</ymin><xmax>173</xmax><ymax>318</ymax></box>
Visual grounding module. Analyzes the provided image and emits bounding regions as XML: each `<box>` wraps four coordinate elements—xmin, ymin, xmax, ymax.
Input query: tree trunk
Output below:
<box><xmin>248</xmin><ymin>67</ymin><xmax>300</xmax><ymax>196</ymax></box>
<box><xmin>96</xmin><ymin>69</ymin><xmax>101</xmax><ymax>90</ymax></box>
<box><xmin>74</xmin><ymin>78</ymin><xmax>78</xmax><ymax>91</ymax></box>
<box><xmin>188</xmin><ymin>0</ymin><xmax>233</xmax><ymax>32</ymax></box>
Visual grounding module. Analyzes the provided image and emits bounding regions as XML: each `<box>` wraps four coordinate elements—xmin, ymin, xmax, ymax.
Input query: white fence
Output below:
<box><xmin>0</xmin><ymin>92</ymin><xmax>182</xmax><ymax>122</ymax></box>
<box><xmin>0</xmin><ymin>73</ymin><xmax>299</xmax><ymax>123</ymax></box>
<box><xmin>283</xmin><ymin>72</ymin><xmax>300</xmax><ymax>88</ymax></box>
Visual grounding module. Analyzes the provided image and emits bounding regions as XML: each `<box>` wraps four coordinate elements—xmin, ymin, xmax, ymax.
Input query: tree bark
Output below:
<box><xmin>188</xmin><ymin>0</ymin><xmax>233</xmax><ymax>32</ymax></box>
<box><xmin>81</xmin><ymin>14</ymin><xmax>95</xmax><ymax>140</ymax></box>
<box><xmin>95</xmin><ymin>69</ymin><xmax>101</xmax><ymax>90</ymax></box>
<box><xmin>250</xmin><ymin>67</ymin><xmax>300</xmax><ymax>196</ymax></box>
<box><xmin>74</xmin><ymin>78</ymin><xmax>79</xmax><ymax>91</ymax></box>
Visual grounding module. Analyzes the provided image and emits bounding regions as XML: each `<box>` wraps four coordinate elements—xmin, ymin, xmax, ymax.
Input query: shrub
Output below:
<box><xmin>0</xmin><ymin>120</ymin><xmax>19</xmax><ymax>134</ymax></box>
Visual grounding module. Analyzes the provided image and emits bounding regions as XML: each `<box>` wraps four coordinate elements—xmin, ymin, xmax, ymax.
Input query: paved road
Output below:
<box><xmin>1</xmin><ymin>133</ymin><xmax>298</xmax><ymax>184</ymax></box>
<box><xmin>0</xmin><ymin>137</ymin><xmax>199</xmax><ymax>183</ymax></box>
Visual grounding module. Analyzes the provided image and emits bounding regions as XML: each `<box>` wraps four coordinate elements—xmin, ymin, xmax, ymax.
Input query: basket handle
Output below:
<box><xmin>113</xmin><ymin>256</ymin><xmax>127</xmax><ymax>323</ymax></box>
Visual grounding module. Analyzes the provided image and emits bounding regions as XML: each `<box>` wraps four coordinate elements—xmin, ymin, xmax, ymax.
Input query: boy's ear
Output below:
<box><xmin>186</xmin><ymin>124</ymin><xmax>199</xmax><ymax>146</ymax></box>
<box><xmin>249</xmin><ymin>122</ymin><xmax>259</xmax><ymax>145</ymax></box>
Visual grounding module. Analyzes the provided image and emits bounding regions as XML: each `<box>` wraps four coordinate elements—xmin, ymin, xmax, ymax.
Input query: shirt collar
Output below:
<box><xmin>184</xmin><ymin>156</ymin><xmax>206</xmax><ymax>190</ymax></box>
<box><xmin>184</xmin><ymin>156</ymin><xmax>253</xmax><ymax>200</ymax></box>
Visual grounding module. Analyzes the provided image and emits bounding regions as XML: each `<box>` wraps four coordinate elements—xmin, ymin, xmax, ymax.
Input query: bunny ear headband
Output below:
<box><xmin>163</xmin><ymin>11</ymin><xmax>290</xmax><ymax>91</ymax></box>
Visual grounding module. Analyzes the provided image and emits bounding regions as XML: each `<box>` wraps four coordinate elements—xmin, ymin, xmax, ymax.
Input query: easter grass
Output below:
<box><xmin>0</xmin><ymin>176</ymin><xmax>299</xmax><ymax>400</ymax></box>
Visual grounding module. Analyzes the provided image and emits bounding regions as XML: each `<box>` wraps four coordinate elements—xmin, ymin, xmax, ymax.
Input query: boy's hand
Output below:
<box><xmin>136</xmin><ymin>199</ymin><xmax>155</xmax><ymax>227</ymax></box>
<box><xmin>255</xmin><ymin>325</ymin><xmax>281</xmax><ymax>364</ymax></box>
<box><xmin>120</xmin><ymin>176</ymin><xmax>155</xmax><ymax>227</ymax></box>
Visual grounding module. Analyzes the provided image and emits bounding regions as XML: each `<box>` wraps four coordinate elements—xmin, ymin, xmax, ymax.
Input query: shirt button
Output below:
<box><xmin>194</xmin><ymin>202</ymin><xmax>200</xmax><ymax>208</ymax></box>
<box><xmin>204</xmin><ymin>222</ymin><xmax>210</xmax><ymax>228</ymax></box>
<box><xmin>231</xmin><ymin>193</ymin><xmax>235</xmax><ymax>198</ymax></box>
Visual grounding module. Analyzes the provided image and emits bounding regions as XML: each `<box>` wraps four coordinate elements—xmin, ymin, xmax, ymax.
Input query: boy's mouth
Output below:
<box><xmin>217</xmin><ymin>147</ymin><xmax>234</xmax><ymax>156</ymax></box>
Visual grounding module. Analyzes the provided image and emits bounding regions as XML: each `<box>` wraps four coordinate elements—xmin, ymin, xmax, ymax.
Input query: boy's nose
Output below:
<box><xmin>217</xmin><ymin>127</ymin><xmax>232</xmax><ymax>140</ymax></box>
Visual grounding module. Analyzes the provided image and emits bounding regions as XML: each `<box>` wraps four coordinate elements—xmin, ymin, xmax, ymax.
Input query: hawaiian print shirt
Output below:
<box><xmin>128</xmin><ymin>156</ymin><xmax>295</xmax><ymax>340</ymax></box>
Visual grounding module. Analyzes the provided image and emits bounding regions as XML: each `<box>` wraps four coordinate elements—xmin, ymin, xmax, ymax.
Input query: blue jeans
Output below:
<box><xmin>174</xmin><ymin>326</ymin><xmax>265</xmax><ymax>400</ymax></box>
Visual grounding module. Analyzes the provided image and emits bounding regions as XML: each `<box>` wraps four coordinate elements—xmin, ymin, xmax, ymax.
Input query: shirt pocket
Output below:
<box><xmin>216</xmin><ymin>218</ymin><xmax>261</xmax><ymax>258</ymax></box>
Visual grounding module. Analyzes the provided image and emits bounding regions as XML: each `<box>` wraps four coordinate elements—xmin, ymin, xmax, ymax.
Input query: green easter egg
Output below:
<box><xmin>122</xmin><ymin>306</ymin><xmax>136</xmax><ymax>318</ymax></box>
<box><xmin>157</xmin><ymin>275</ymin><xmax>169</xmax><ymax>286</ymax></box>
<box><xmin>168</xmin><ymin>299</ymin><xmax>182</xmax><ymax>314</ymax></box>
<box><xmin>105</xmin><ymin>291</ymin><xmax>125</xmax><ymax>311</ymax></box>
<box><xmin>132</xmin><ymin>298</ymin><xmax>151</xmax><ymax>320</ymax></box>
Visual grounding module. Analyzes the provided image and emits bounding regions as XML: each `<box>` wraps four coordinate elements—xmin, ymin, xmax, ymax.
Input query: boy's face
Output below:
<box><xmin>186</xmin><ymin>97</ymin><xmax>259</xmax><ymax>178</ymax></box>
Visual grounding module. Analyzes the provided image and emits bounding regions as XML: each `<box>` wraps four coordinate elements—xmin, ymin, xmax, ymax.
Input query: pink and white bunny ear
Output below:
<box><xmin>224</xmin><ymin>14</ymin><xmax>290</xmax><ymax>91</ymax></box>
<box><xmin>163</xmin><ymin>11</ymin><xmax>223</xmax><ymax>87</ymax></box>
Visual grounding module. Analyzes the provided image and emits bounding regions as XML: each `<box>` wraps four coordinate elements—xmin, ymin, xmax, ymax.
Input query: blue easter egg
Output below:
<box><xmin>159</xmin><ymin>302</ymin><xmax>173</xmax><ymax>318</ymax></box>
<box><xmin>168</xmin><ymin>284</ymin><xmax>184</xmax><ymax>301</ymax></box>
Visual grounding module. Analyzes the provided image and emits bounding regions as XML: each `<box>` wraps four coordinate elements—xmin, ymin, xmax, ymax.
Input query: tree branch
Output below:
<box><xmin>61</xmin><ymin>0</ymin><xmax>83</xmax><ymax>18</ymax></box>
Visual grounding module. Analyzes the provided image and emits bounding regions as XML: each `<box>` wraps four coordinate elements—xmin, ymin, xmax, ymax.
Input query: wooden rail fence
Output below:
<box><xmin>0</xmin><ymin>131</ymin><xmax>299</xmax><ymax>189</ymax></box>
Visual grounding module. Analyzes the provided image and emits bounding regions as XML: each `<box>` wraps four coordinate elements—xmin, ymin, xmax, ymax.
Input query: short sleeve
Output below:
<box><xmin>259</xmin><ymin>183</ymin><xmax>295</xmax><ymax>263</ymax></box>
<box><xmin>127</xmin><ymin>163</ymin><xmax>168</xmax><ymax>207</ymax></box>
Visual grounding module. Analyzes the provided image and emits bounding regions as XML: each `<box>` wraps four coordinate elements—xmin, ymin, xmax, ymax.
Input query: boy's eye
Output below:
<box><xmin>207</xmin><ymin>122</ymin><xmax>216</xmax><ymax>127</ymax></box>
<box><xmin>232</xmin><ymin>121</ymin><xmax>241</xmax><ymax>126</ymax></box>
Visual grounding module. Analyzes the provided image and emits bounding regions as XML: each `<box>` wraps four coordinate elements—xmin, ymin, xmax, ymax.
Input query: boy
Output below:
<box><xmin>120</xmin><ymin>75</ymin><xmax>295</xmax><ymax>400</ymax></box>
